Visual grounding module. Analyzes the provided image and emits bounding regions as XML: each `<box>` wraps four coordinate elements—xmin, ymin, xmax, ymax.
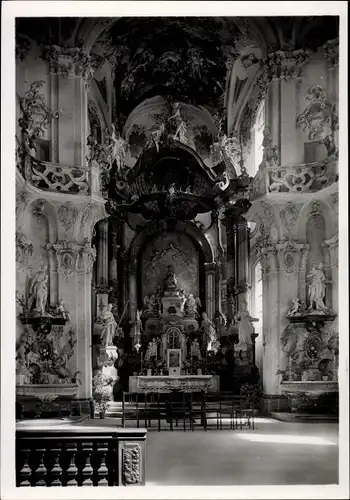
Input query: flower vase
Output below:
<box><xmin>99</xmin><ymin>411</ymin><xmax>105</xmax><ymax>419</ymax></box>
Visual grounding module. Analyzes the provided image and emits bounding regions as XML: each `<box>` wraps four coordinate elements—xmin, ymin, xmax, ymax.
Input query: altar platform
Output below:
<box><xmin>129</xmin><ymin>375</ymin><xmax>219</xmax><ymax>393</ymax></box>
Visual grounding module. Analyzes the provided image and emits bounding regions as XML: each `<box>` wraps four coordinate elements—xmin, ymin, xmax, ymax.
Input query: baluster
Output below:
<box><xmin>106</xmin><ymin>440</ymin><xmax>118</xmax><ymax>486</ymax></box>
<box><xmin>96</xmin><ymin>441</ymin><xmax>109</xmax><ymax>486</ymax></box>
<box><xmin>65</xmin><ymin>442</ymin><xmax>78</xmax><ymax>486</ymax></box>
<box><xmin>18</xmin><ymin>447</ymin><xmax>32</xmax><ymax>486</ymax></box>
<box><xmin>50</xmin><ymin>445</ymin><xmax>63</xmax><ymax>486</ymax></box>
<box><xmin>34</xmin><ymin>447</ymin><xmax>47</xmax><ymax>486</ymax></box>
<box><xmin>81</xmin><ymin>442</ymin><xmax>93</xmax><ymax>486</ymax></box>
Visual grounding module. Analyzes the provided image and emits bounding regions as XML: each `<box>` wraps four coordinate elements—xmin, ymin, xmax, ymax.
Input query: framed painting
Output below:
<box><xmin>167</xmin><ymin>348</ymin><xmax>182</xmax><ymax>375</ymax></box>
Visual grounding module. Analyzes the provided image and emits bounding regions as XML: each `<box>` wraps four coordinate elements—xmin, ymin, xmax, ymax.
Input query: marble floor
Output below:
<box><xmin>145</xmin><ymin>418</ymin><xmax>338</xmax><ymax>485</ymax></box>
<box><xmin>84</xmin><ymin>417</ymin><xmax>339</xmax><ymax>486</ymax></box>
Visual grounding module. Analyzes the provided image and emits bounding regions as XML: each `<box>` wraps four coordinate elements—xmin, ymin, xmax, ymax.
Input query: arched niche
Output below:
<box><xmin>305</xmin><ymin>212</ymin><xmax>333</xmax><ymax>309</ymax></box>
<box><xmin>127</xmin><ymin>220</ymin><xmax>215</xmax><ymax>322</ymax></box>
<box><xmin>297</xmin><ymin>198</ymin><xmax>335</xmax><ymax>242</ymax></box>
<box><xmin>19</xmin><ymin>198</ymin><xmax>58</xmax><ymax>307</ymax></box>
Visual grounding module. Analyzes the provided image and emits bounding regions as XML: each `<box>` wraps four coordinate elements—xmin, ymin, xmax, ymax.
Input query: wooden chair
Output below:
<box><xmin>143</xmin><ymin>392</ymin><xmax>162</xmax><ymax>431</ymax></box>
<box><xmin>189</xmin><ymin>391</ymin><xmax>206</xmax><ymax>431</ymax></box>
<box><xmin>202</xmin><ymin>394</ymin><xmax>222</xmax><ymax>431</ymax></box>
<box><xmin>166</xmin><ymin>392</ymin><xmax>193</xmax><ymax>431</ymax></box>
<box><xmin>122</xmin><ymin>392</ymin><xmax>140</xmax><ymax>428</ymax></box>
<box><xmin>232</xmin><ymin>396</ymin><xmax>255</xmax><ymax>430</ymax></box>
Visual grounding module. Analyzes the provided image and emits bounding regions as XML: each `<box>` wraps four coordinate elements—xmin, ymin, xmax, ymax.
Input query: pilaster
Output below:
<box><xmin>43</xmin><ymin>45</ymin><xmax>93</xmax><ymax>166</ymax></box>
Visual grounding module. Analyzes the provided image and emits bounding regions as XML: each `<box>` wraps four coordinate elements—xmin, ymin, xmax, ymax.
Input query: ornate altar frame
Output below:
<box><xmin>127</xmin><ymin>220</ymin><xmax>217</xmax><ymax>324</ymax></box>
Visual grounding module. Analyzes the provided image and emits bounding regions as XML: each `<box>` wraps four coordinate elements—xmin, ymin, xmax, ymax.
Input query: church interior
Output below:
<box><xmin>13</xmin><ymin>14</ymin><xmax>342</xmax><ymax>488</ymax></box>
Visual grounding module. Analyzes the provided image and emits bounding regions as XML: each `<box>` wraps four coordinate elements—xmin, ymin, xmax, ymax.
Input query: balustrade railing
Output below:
<box><xmin>23</xmin><ymin>155</ymin><xmax>90</xmax><ymax>195</ymax></box>
<box><xmin>250</xmin><ymin>160</ymin><xmax>337</xmax><ymax>199</ymax></box>
<box><xmin>266</xmin><ymin>161</ymin><xmax>337</xmax><ymax>193</ymax></box>
<box><xmin>16</xmin><ymin>425</ymin><xmax>146</xmax><ymax>486</ymax></box>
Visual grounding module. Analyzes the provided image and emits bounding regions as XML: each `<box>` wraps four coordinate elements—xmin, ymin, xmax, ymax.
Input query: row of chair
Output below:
<box><xmin>122</xmin><ymin>392</ymin><xmax>255</xmax><ymax>431</ymax></box>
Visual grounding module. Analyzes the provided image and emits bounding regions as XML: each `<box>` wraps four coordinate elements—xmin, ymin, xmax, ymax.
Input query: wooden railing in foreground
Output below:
<box><xmin>16</xmin><ymin>425</ymin><xmax>147</xmax><ymax>487</ymax></box>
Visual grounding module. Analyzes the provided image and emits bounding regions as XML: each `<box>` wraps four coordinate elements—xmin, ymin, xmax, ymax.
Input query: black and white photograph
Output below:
<box><xmin>1</xmin><ymin>2</ymin><xmax>348</xmax><ymax>499</ymax></box>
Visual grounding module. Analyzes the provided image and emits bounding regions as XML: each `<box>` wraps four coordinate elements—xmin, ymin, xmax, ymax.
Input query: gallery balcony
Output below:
<box><xmin>249</xmin><ymin>159</ymin><xmax>338</xmax><ymax>199</ymax></box>
<box><xmin>18</xmin><ymin>154</ymin><xmax>91</xmax><ymax>196</ymax></box>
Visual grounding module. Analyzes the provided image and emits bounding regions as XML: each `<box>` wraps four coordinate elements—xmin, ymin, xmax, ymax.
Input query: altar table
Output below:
<box><xmin>129</xmin><ymin>375</ymin><xmax>216</xmax><ymax>393</ymax></box>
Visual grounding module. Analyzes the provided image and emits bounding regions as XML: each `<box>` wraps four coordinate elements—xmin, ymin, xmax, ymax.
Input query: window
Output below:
<box><xmin>252</xmin><ymin>261</ymin><xmax>263</xmax><ymax>336</ymax></box>
<box><xmin>253</xmin><ymin>101</ymin><xmax>265</xmax><ymax>174</ymax></box>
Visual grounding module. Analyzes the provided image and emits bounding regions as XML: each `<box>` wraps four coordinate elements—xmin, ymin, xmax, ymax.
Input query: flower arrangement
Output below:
<box><xmin>92</xmin><ymin>372</ymin><xmax>112</xmax><ymax>416</ymax></box>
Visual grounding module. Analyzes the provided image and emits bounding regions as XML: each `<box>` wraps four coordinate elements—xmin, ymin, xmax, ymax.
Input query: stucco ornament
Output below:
<box><xmin>58</xmin><ymin>202</ymin><xmax>78</xmax><ymax>232</ymax></box>
<box><xmin>17</xmin><ymin>80</ymin><xmax>61</xmax><ymax>154</ymax></box>
<box><xmin>323</xmin><ymin>38</ymin><xmax>339</xmax><ymax>68</ymax></box>
<box><xmin>47</xmin><ymin>241</ymin><xmax>79</xmax><ymax>280</ymax></box>
<box><xmin>280</xmin><ymin>202</ymin><xmax>300</xmax><ymax>231</ymax></box>
<box><xmin>16</xmin><ymin>232</ymin><xmax>33</xmax><ymax>271</ymax></box>
<box><xmin>296</xmin><ymin>85</ymin><xmax>338</xmax><ymax>141</ymax></box>
<box><xmin>16</xmin><ymin>190</ymin><xmax>30</xmax><ymax>218</ymax></box>
<box><xmin>276</xmin><ymin>240</ymin><xmax>308</xmax><ymax>274</ymax></box>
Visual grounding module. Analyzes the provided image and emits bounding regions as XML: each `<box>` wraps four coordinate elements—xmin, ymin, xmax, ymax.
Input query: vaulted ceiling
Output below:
<box><xmin>16</xmin><ymin>16</ymin><xmax>339</xmax><ymax>135</ymax></box>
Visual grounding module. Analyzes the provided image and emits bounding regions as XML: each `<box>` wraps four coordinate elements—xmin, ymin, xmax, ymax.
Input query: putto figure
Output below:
<box><xmin>287</xmin><ymin>297</ymin><xmax>302</xmax><ymax>316</ymax></box>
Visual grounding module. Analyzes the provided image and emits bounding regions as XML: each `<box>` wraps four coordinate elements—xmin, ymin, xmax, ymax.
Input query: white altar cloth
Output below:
<box><xmin>129</xmin><ymin>375</ymin><xmax>215</xmax><ymax>393</ymax></box>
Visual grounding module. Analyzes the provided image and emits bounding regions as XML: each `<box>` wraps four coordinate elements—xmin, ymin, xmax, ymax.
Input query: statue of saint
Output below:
<box><xmin>235</xmin><ymin>300</ymin><xmax>256</xmax><ymax>348</ymax></box>
<box><xmin>100</xmin><ymin>303</ymin><xmax>117</xmax><ymax>347</ymax></box>
<box><xmin>201</xmin><ymin>312</ymin><xmax>217</xmax><ymax>351</ymax></box>
<box><xmin>169</xmin><ymin>102</ymin><xmax>187</xmax><ymax>143</ymax></box>
<box><xmin>190</xmin><ymin>338</ymin><xmax>201</xmax><ymax>359</ymax></box>
<box><xmin>106</xmin><ymin>124</ymin><xmax>128</xmax><ymax>172</ymax></box>
<box><xmin>27</xmin><ymin>266</ymin><xmax>48</xmax><ymax>315</ymax></box>
<box><xmin>165</xmin><ymin>266</ymin><xmax>178</xmax><ymax>290</ymax></box>
<box><xmin>150</xmin><ymin>122</ymin><xmax>165</xmax><ymax>153</ymax></box>
<box><xmin>186</xmin><ymin>294</ymin><xmax>201</xmax><ymax>317</ymax></box>
<box><xmin>307</xmin><ymin>263</ymin><xmax>331</xmax><ymax>312</ymax></box>
<box><xmin>145</xmin><ymin>338</ymin><xmax>158</xmax><ymax>359</ymax></box>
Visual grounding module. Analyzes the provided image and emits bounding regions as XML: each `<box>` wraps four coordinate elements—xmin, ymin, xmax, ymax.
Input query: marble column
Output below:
<box><xmin>76</xmin><ymin>244</ymin><xmax>96</xmax><ymax>400</ymax></box>
<box><xmin>44</xmin><ymin>45</ymin><xmax>91</xmax><ymax>166</ymax></box>
<box><xmin>222</xmin><ymin>208</ymin><xmax>236</xmax><ymax>323</ymax></box>
<box><xmin>266</xmin><ymin>74</ymin><xmax>280</xmax><ymax>164</ymax></box>
<box><xmin>108</xmin><ymin>218</ymin><xmax>120</xmax><ymax>316</ymax></box>
<box><xmin>280</xmin><ymin>78</ymin><xmax>301</xmax><ymax>164</ymax></box>
<box><xmin>258</xmin><ymin>246</ymin><xmax>280</xmax><ymax>397</ymax></box>
<box><xmin>235</xmin><ymin>215</ymin><xmax>250</xmax><ymax>309</ymax></box>
<box><xmin>47</xmin><ymin>241</ymin><xmax>96</xmax><ymax>403</ymax></box>
<box><xmin>323</xmin><ymin>234</ymin><xmax>338</xmax><ymax>314</ymax></box>
<box><xmin>96</xmin><ymin>218</ymin><xmax>109</xmax><ymax>314</ymax></box>
<box><xmin>204</xmin><ymin>262</ymin><xmax>216</xmax><ymax>321</ymax></box>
